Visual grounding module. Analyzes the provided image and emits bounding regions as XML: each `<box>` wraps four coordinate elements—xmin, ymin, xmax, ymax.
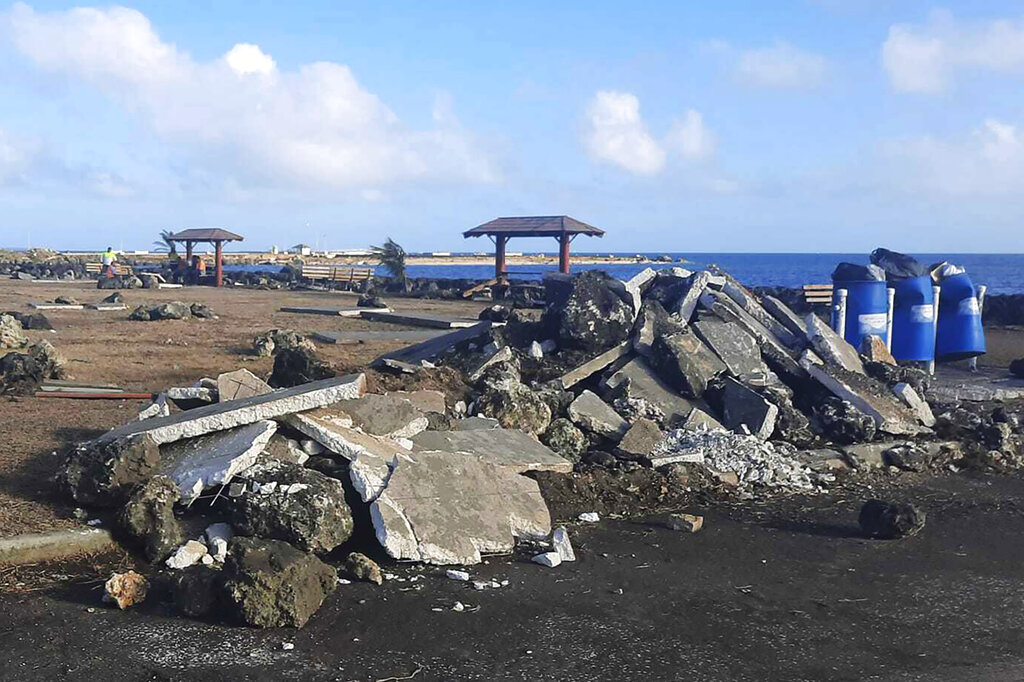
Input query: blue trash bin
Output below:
<box><xmin>890</xmin><ymin>275</ymin><xmax>935</xmax><ymax>362</ymax></box>
<box><xmin>833</xmin><ymin>279</ymin><xmax>889</xmax><ymax>350</ymax></box>
<box><xmin>935</xmin><ymin>272</ymin><xmax>986</xmax><ymax>361</ymax></box>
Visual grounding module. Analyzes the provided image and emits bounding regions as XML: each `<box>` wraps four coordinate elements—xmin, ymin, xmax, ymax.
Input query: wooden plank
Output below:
<box><xmin>360</xmin><ymin>310</ymin><xmax>478</xmax><ymax>329</ymax></box>
<box><xmin>462</xmin><ymin>278</ymin><xmax>498</xmax><ymax>299</ymax></box>
<box><xmin>35</xmin><ymin>392</ymin><xmax>156</xmax><ymax>400</ymax></box>
<box><xmin>803</xmin><ymin>284</ymin><xmax>834</xmax><ymax>291</ymax></box>
<box><xmin>41</xmin><ymin>380</ymin><xmax>123</xmax><ymax>391</ymax></box>
<box><xmin>558</xmin><ymin>341</ymin><xmax>633</xmax><ymax>389</ymax></box>
<box><xmin>372</xmin><ymin>321</ymin><xmax>492</xmax><ymax>366</ymax></box>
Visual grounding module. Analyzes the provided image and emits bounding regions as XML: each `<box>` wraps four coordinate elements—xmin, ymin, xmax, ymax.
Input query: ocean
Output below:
<box><xmin>223</xmin><ymin>253</ymin><xmax>1024</xmax><ymax>295</ymax></box>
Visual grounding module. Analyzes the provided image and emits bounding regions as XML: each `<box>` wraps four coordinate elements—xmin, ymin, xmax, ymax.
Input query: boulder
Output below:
<box><xmin>357</xmin><ymin>294</ymin><xmax>387</xmax><ymax>309</ymax></box>
<box><xmin>221</xmin><ymin>537</ymin><xmax>337</xmax><ymax>628</ymax></box>
<box><xmin>542</xmin><ymin>271</ymin><xmax>634</xmax><ymax>353</ymax></box>
<box><xmin>631</xmin><ymin>299</ymin><xmax>686</xmax><ymax>358</ymax></box>
<box><xmin>864</xmin><ymin>361</ymin><xmax>930</xmax><ymax>395</ymax></box>
<box><xmin>190</xmin><ymin>303</ymin><xmax>216</xmax><ymax>319</ymax></box>
<box><xmin>101</xmin><ymin>292</ymin><xmax>124</xmax><ymax>304</ymax></box>
<box><xmin>344</xmin><ymin>552</ymin><xmax>383</xmax><ymax>585</ymax></box>
<box><xmin>804</xmin><ymin>362</ymin><xmax>923</xmax><ymax>435</ymax></box>
<box><xmin>713</xmin><ymin>377</ymin><xmax>778</xmax><ymax>440</ymax></box>
<box><xmin>0</xmin><ymin>314</ymin><xmax>28</xmax><ymax>350</ymax></box>
<box><xmin>6</xmin><ymin>311</ymin><xmax>52</xmax><ymax>330</ymax></box>
<box><xmin>540</xmin><ymin>418</ymin><xmax>588</xmax><ymax>463</ymax></box>
<box><xmin>568</xmin><ymin>390</ymin><xmax>629</xmax><ymax>441</ymax></box>
<box><xmin>474</xmin><ymin>382</ymin><xmax>551</xmax><ymax>435</ymax></box>
<box><xmin>858</xmin><ymin>500</ymin><xmax>926</xmax><ymax>539</ymax></box>
<box><xmin>651</xmin><ymin>330</ymin><xmax>726</xmax><ymax>398</ymax></box>
<box><xmin>1011</xmin><ymin>358</ymin><xmax>1024</xmax><ymax>379</ymax></box>
<box><xmin>818</xmin><ymin>397</ymin><xmax>877</xmax><ymax>445</ymax></box>
<box><xmin>62</xmin><ymin>433</ymin><xmax>162</xmax><ymax>507</ymax></box>
<box><xmin>253</xmin><ymin>329</ymin><xmax>316</xmax><ymax>358</ymax></box>
<box><xmin>130</xmin><ymin>301</ymin><xmax>194</xmax><ymax>321</ymax></box>
<box><xmin>0</xmin><ymin>351</ymin><xmax>45</xmax><ymax>395</ymax></box>
<box><xmin>118</xmin><ymin>476</ymin><xmax>184</xmax><ymax>562</ymax></box>
<box><xmin>269</xmin><ymin>347</ymin><xmax>335</xmax><ymax>388</ymax></box>
<box><xmin>478</xmin><ymin>304</ymin><xmax>512</xmax><ymax>323</ymax></box>
<box><xmin>693</xmin><ymin>317</ymin><xmax>773</xmax><ymax>383</ymax></box>
<box><xmin>167</xmin><ymin>565</ymin><xmax>221</xmax><ymax>617</ymax></box>
<box><xmin>231</xmin><ymin>460</ymin><xmax>354</xmax><ymax>554</ymax></box>
<box><xmin>103</xmin><ymin>571</ymin><xmax>149</xmax><ymax>609</ymax></box>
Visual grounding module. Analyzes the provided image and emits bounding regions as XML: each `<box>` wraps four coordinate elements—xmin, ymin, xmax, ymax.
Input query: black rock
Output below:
<box><xmin>269</xmin><ymin>347</ymin><xmax>336</xmax><ymax>388</ymax></box>
<box><xmin>542</xmin><ymin>271</ymin><xmax>634</xmax><ymax>353</ymax></box>
<box><xmin>478</xmin><ymin>304</ymin><xmax>512</xmax><ymax>323</ymax></box>
<box><xmin>864</xmin><ymin>361</ymin><xmax>930</xmax><ymax>395</ymax></box>
<box><xmin>101</xmin><ymin>292</ymin><xmax>125</xmax><ymax>304</ymax></box>
<box><xmin>859</xmin><ymin>500</ymin><xmax>926</xmax><ymax>539</ymax></box>
<box><xmin>189</xmin><ymin>303</ymin><xmax>216</xmax><ymax>319</ymax></box>
<box><xmin>167</xmin><ymin>565</ymin><xmax>222</xmax><ymax>618</ymax></box>
<box><xmin>584</xmin><ymin>450</ymin><xmax>618</xmax><ymax>468</ymax></box>
<box><xmin>1010</xmin><ymin>358</ymin><xmax>1024</xmax><ymax>379</ymax></box>
<box><xmin>817</xmin><ymin>397</ymin><xmax>876</xmax><ymax>445</ymax></box>
<box><xmin>357</xmin><ymin>294</ymin><xmax>387</xmax><ymax>308</ymax></box>
<box><xmin>0</xmin><ymin>352</ymin><xmax>45</xmax><ymax>395</ymax></box>
<box><xmin>61</xmin><ymin>433</ymin><xmax>162</xmax><ymax>507</ymax></box>
<box><xmin>118</xmin><ymin>475</ymin><xmax>183</xmax><ymax>562</ymax></box>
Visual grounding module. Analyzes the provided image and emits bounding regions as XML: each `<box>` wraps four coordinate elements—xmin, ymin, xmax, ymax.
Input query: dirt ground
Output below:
<box><xmin>4</xmin><ymin>471</ymin><xmax>1024</xmax><ymax>681</ymax></box>
<box><xmin>0</xmin><ymin>280</ymin><xmax>488</xmax><ymax>537</ymax></box>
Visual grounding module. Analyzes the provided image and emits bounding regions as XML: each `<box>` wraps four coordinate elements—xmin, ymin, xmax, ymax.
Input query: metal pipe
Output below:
<box><xmin>928</xmin><ymin>285</ymin><xmax>941</xmax><ymax>376</ymax></box>
<box><xmin>968</xmin><ymin>284</ymin><xmax>988</xmax><ymax>372</ymax></box>
<box><xmin>885</xmin><ymin>287</ymin><xmax>896</xmax><ymax>352</ymax></box>
<box><xmin>833</xmin><ymin>289</ymin><xmax>848</xmax><ymax>339</ymax></box>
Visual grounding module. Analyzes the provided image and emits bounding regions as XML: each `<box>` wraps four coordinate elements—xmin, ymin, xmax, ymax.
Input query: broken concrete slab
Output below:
<box><xmin>217</xmin><ymin>369</ymin><xmax>272</xmax><ymax>402</ymax></box>
<box><xmin>842</xmin><ymin>442</ymin><xmax>903</xmax><ymax>470</ymax></box>
<box><xmin>616</xmin><ymin>418</ymin><xmax>665</xmax><ymax>459</ymax></box>
<box><xmin>620</xmin><ymin>267</ymin><xmax>658</xmax><ymax>316</ymax></box>
<box><xmin>674</xmin><ymin>270</ymin><xmax>711</xmax><ymax>322</ymax></box>
<box><xmin>604</xmin><ymin>357</ymin><xmax>700</xmax><ymax>427</ymax></box>
<box><xmin>96</xmin><ymin>374</ymin><xmax>366</xmax><ymax>446</ymax></box>
<box><xmin>682</xmin><ymin>407</ymin><xmax>726</xmax><ymax>432</ymax></box>
<box><xmin>805</xmin><ymin>314</ymin><xmax>865</xmax><ymax>374</ymax></box>
<box><xmin>281</xmin><ymin>411</ymin><xmax>412</xmax><ymax>503</ymax></box>
<box><xmin>720</xmin><ymin>276</ymin><xmax>801</xmax><ymax>350</ymax></box>
<box><xmin>651</xmin><ymin>330</ymin><xmax>726</xmax><ymax>398</ymax></box>
<box><xmin>717</xmin><ymin>377</ymin><xmax>779</xmax><ymax>440</ymax></box>
<box><xmin>372</xmin><ymin>322</ymin><xmax>493</xmax><ymax>367</ymax></box>
<box><xmin>410</xmin><ymin>428</ymin><xmax>572</xmax><ymax>474</ymax></box>
<box><xmin>892</xmin><ymin>382</ymin><xmax>936</xmax><ymax>427</ymax></box>
<box><xmin>279</xmin><ymin>306</ymin><xmax>388</xmax><ymax>317</ymax></box>
<box><xmin>567</xmin><ymin>390</ymin><xmax>629</xmax><ymax>441</ymax></box>
<box><xmin>761</xmin><ymin>295</ymin><xmax>808</xmax><ymax>339</ymax></box>
<box><xmin>166</xmin><ymin>386</ymin><xmax>218</xmax><ymax>410</ymax></box>
<box><xmin>557</xmin><ymin>341</ymin><xmax>632</xmax><ymax>389</ymax></box>
<box><xmin>692</xmin><ymin>317</ymin><xmax>772</xmax><ymax>382</ymax></box>
<box><xmin>333</xmin><ymin>393</ymin><xmax>429</xmax><ymax>439</ymax></box>
<box><xmin>795</xmin><ymin>448</ymin><xmax>849</xmax><ymax>473</ymax></box>
<box><xmin>389</xmin><ymin>389</ymin><xmax>446</xmax><ymax>415</ymax></box>
<box><xmin>468</xmin><ymin>345</ymin><xmax>513</xmax><ymax>382</ymax></box>
<box><xmin>804</xmin><ymin>362</ymin><xmax>923</xmax><ymax>435</ymax></box>
<box><xmin>369</xmin><ymin>450</ymin><xmax>551</xmax><ymax>565</ymax></box>
<box><xmin>360</xmin><ymin>310</ymin><xmax>477</xmax><ymax>329</ymax></box>
<box><xmin>30</xmin><ymin>303</ymin><xmax>85</xmax><ymax>310</ymax></box>
<box><xmin>313</xmin><ymin>329</ymin><xmax>448</xmax><ymax>345</ymax></box>
<box><xmin>927</xmin><ymin>367</ymin><xmax>1024</xmax><ymax>402</ymax></box>
<box><xmin>159</xmin><ymin>420</ymin><xmax>278</xmax><ymax>503</ymax></box>
<box><xmin>453</xmin><ymin>416</ymin><xmax>500</xmax><ymax>430</ymax></box>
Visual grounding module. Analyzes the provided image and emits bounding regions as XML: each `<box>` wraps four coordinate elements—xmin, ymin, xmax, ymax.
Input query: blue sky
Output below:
<box><xmin>2</xmin><ymin>1</ymin><xmax>1024</xmax><ymax>253</ymax></box>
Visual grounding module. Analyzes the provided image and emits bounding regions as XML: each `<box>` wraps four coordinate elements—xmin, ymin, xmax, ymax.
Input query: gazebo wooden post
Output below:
<box><xmin>558</xmin><ymin>234</ymin><xmax>571</xmax><ymax>274</ymax></box>
<box><xmin>495</xmin><ymin>235</ymin><xmax>508</xmax><ymax>284</ymax></box>
<box><xmin>214</xmin><ymin>240</ymin><xmax>224</xmax><ymax>287</ymax></box>
<box><xmin>185</xmin><ymin>241</ymin><xmax>194</xmax><ymax>261</ymax></box>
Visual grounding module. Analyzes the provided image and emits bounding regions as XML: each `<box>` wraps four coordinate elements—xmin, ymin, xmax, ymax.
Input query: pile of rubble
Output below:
<box><xmin>129</xmin><ymin>301</ymin><xmax>216</xmax><ymax>321</ymax></box>
<box><xmin>0</xmin><ymin>313</ymin><xmax>67</xmax><ymax>394</ymax></box>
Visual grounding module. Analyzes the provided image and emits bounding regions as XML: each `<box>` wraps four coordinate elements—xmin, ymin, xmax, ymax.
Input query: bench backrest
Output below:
<box><xmin>803</xmin><ymin>283</ymin><xmax>833</xmax><ymax>306</ymax></box>
<box><xmin>301</xmin><ymin>265</ymin><xmax>374</xmax><ymax>282</ymax></box>
<box><xmin>86</xmin><ymin>262</ymin><xmax>134</xmax><ymax>275</ymax></box>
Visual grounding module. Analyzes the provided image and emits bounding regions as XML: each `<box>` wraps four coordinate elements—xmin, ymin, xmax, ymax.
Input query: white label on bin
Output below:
<box><xmin>910</xmin><ymin>304</ymin><xmax>934</xmax><ymax>323</ymax></box>
<box><xmin>958</xmin><ymin>297</ymin><xmax>980</xmax><ymax>316</ymax></box>
<box><xmin>858</xmin><ymin>313</ymin><xmax>888</xmax><ymax>335</ymax></box>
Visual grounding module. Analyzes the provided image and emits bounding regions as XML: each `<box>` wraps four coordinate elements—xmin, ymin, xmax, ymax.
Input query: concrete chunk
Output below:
<box><xmin>96</xmin><ymin>374</ymin><xmax>366</xmax><ymax>446</ymax></box>
<box><xmin>718</xmin><ymin>377</ymin><xmax>778</xmax><ymax>440</ymax></box>
<box><xmin>568</xmin><ymin>390</ymin><xmax>629</xmax><ymax>441</ymax></box>
<box><xmin>334</xmin><ymin>393</ymin><xmax>429</xmax><ymax>439</ymax></box>
<box><xmin>860</xmin><ymin>335</ymin><xmax>897</xmax><ymax>366</ymax></box>
<box><xmin>605</xmin><ymin>357</ymin><xmax>700</xmax><ymax>427</ymax></box>
<box><xmin>892</xmin><ymin>382</ymin><xmax>936</xmax><ymax>427</ymax></box>
<box><xmin>652</xmin><ymin>330</ymin><xmax>726</xmax><ymax>398</ymax></box>
<box><xmin>370</xmin><ymin>450</ymin><xmax>552</xmax><ymax>565</ymax></box>
<box><xmin>693</xmin><ymin>317</ymin><xmax>772</xmax><ymax>382</ymax></box>
<box><xmin>468</xmin><ymin>345</ymin><xmax>513</xmax><ymax>382</ymax></box>
<box><xmin>552</xmin><ymin>526</ymin><xmax>576</xmax><ymax>562</ymax></box>
<box><xmin>217</xmin><ymin>369</ymin><xmax>272</xmax><ymax>402</ymax></box>
<box><xmin>558</xmin><ymin>341</ymin><xmax>632</xmax><ymax>389</ymax></box>
<box><xmin>160</xmin><ymin>420</ymin><xmax>278</xmax><ymax>503</ymax></box>
<box><xmin>720</xmin><ymin>276</ymin><xmax>801</xmax><ymax>349</ymax></box>
<box><xmin>762</xmin><ymin>295</ymin><xmax>808</xmax><ymax>339</ymax></box>
<box><xmin>805</xmin><ymin>314</ymin><xmax>864</xmax><ymax>374</ymax></box>
<box><xmin>616</xmin><ymin>418</ymin><xmax>665</xmax><ymax>459</ymax></box>
<box><xmin>674</xmin><ymin>271</ymin><xmax>711</xmax><ymax>322</ymax></box>
<box><xmin>410</xmin><ymin>429</ymin><xmax>572</xmax><ymax>474</ymax></box>
<box><xmin>804</xmin><ymin>363</ymin><xmax>922</xmax><ymax>435</ymax></box>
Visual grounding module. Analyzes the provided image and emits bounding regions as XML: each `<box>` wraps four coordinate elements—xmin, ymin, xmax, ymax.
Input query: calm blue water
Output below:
<box><xmin>223</xmin><ymin>253</ymin><xmax>1024</xmax><ymax>295</ymax></box>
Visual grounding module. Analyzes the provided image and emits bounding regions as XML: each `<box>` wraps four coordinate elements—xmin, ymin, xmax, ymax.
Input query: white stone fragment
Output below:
<box><xmin>165</xmin><ymin>540</ymin><xmax>208</xmax><ymax>570</ymax></box>
<box><xmin>532</xmin><ymin>552</ymin><xmax>562</xmax><ymax>568</ymax></box>
<box><xmin>204</xmin><ymin>523</ymin><xmax>233</xmax><ymax>561</ymax></box>
<box><xmin>578</xmin><ymin>512</ymin><xmax>600</xmax><ymax>523</ymax></box>
<box><xmin>300</xmin><ymin>439</ymin><xmax>325</xmax><ymax>455</ymax></box>
<box><xmin>552</xmin><ymin>526</ymin><xmax>576</xmax><ymax>562</ymax></box>
<box><xmin>138</xmin><ymin>394</ymin><xmax>170</xmax><ymax>421</ymax></box>
<box><xmin>527</xmin><ymin>341</ymin><xmax>544</xmax><ymax>359</ymax></box>
<box><xmin>445</xmin><ymin>569</ymin><xmax>471</xmax><ymax>582</ymax></box>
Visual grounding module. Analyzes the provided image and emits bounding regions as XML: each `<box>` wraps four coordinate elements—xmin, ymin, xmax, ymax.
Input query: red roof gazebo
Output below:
<box><xmin>463</xmin><ymin>216</ymin><xmax>604</xmax><ymax>283</ymax></box>
<box><xmin>167</xmin><ymin>228</ymin><xmax>243</xmax><ymax>287</ymax></box>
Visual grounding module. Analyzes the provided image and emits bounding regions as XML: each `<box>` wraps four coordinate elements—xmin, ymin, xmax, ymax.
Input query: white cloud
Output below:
<box><xmin>883</xmin><ymin>118</ymin><xmax>1024</xmax><ymax>195</ymax></box>
<box><xmin>0</xmin><ymin>127</ymin><xmax>36</xmax><ymax>185</ymax></box>
<box><xmin>883</xmin><ymin>11</ymin><xmax>1024</xmax><ymax>93</ymax></box>
<box><xmin>582</xmin><ymin>90</ymin><xmax>666</xmax><ymax>175</ymax></box>
<box><xmin>3</xmin><ymin>3</ymin><xmax>498</xmax><ymax>192</ymax></box>
<box><xmin>734</xmin><ymin>41</ymin><xmax>828</xmax><ymax>89</ymax></box>
<box><xmin>666</xmin><ymin>109</ymin><xmax>715</xmax><ymax>160</ymax></box>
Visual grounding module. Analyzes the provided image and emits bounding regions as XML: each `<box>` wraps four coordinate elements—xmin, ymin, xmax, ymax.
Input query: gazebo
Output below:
<box><xmin>167</xmin><ymin>228</ymin><xmax>244</xmax><ymax>287</ymax></box>
<box><xmin>462</xmin><ymin>216</ymin><xmax>605</xmax><ymax>283</ymax></box>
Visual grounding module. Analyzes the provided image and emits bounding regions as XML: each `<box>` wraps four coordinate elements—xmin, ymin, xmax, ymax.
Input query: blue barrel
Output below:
<box><xmin>936</xmin><ymin>272</ymin><xmax>986</xmax><ymax>361</ymax></box>
<box><xmin>890</xmin><ymin>275</ymin><xmax>935</xmax><ymax>362</ymax></box>
<box><xmin>833</xmin><ymin>279</ymin><xmax>889</xmax><ymax>349</ymax></box>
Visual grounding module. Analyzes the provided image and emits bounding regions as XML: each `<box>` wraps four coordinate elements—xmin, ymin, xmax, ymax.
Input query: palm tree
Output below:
<box><xmin>152</xmin><ymin>229</ymin><xmax>177</xmax><ymax>254</ymax></box>
<box><xmin>371</xmin><ymin>238</ymin><xmax>407</xmax><ymax>282</ymax></box>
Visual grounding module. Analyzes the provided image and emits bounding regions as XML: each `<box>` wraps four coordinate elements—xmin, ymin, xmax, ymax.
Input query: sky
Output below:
<box><xmin>2</xmin><ymin>1</ymin><xmax>1024</xmax><ymax>253</ymax></box>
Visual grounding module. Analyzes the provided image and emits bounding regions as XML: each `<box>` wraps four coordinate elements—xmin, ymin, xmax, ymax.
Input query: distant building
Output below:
<box><xmin>290</xmin><ymin>243</ymin><xmax>312</xmax><ymax>256</ymax></box>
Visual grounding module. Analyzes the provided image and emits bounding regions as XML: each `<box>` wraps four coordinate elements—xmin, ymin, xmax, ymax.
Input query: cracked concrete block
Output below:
<box><xmin>217</xmin><ymin>368</ymin><xmax>272</xmax><ymax>402</ymax></box>
<box><xmin>370</xmin><ymin>450</ymin><xmax>551</xmax><ymax>565</ymax></box>
<box><xmin>605</xmin><ymin>357</ymin><xmax>701</xmax><ymax>427</ymax></box>
<box><xmin>693</xmin><ymin>317</ymin><xmax>772</xmax><ymax>382</ymax></box>
<box><xmin>762</xmin><ymin>295</ymin><xmax>808</xmax><ymax>339</ymax></box>
<box><xmin>568</xmin><ymin>390</ymin><xmax>629</xmax><ymax>441</ymax></box>
<box><xmin>804</xmin><ymin>362</ymin><xmax>922</xmax><ymax>435</ymax></box>
<box><xmin>333</xmin><ymin>393</ymin><xmax>429</xmax><ymax>439</ymax></box>
<box><xmin>718</xmin><ymin>377</ymin><xmax>778</xmax><ymax>440</ymax></box>
<box><xmin>410</xmin><ymin>428</ymin><xmax>572</xmax><ymax>474</ymax></box>
<box><xmin>805</xmin><ymin>314</ymin><xmax>864</xmax><ymax>374</ymax></box>
<box><xmin>674</xmin><ymin>271</ymin><xmax>711</xmax><ymax>323</ymax></box>
<box><xmin>96</xmin><ymin>374</ymin><xmax>366</xmax><ymax>446</ymax></box>
<box><xmin>159</xmin><ymin>420</ymin><xmax>278</xmax><ymax>503</ymax></box>
<box><xmin>389</xmin><ymin>389</ymin><xmax>446</xmax><ymax>415</ymax></box>
<box><xmin>892</xmin><ymin>382</ymin><xmax>936</xmax><ymax>427</ymax></box>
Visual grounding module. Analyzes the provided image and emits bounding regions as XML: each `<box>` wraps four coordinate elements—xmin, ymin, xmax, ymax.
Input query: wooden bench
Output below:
<box><xmin>803</xmin><ymin>283</ymin><xmax>833</xmax><ymax>306</ymax></box>
<box><xmin>86</xmin><ymin>262</ymin><xmax>135</xmax><ymax>276</ymax></box>
<box><xmin>300</xmin><ymin>265</ymin><xmax>374</xmax><ymax>288</ymax></box>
